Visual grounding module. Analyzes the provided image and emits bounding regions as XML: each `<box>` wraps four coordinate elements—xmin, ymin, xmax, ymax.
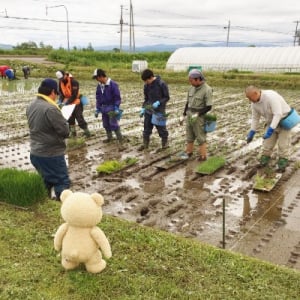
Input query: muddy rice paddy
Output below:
<box><xmin>1</xmin><ymin>78</ymin><xmax>300</xmax><ymax>271</ymax></box>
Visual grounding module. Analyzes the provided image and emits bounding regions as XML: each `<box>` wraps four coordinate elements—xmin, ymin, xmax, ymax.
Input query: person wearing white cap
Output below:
<box><xmin>180</xmin><ymin>69</ymin><xmax>213</xmax><ymax>161</ymax></box>
<box><xmin>56</xmin><ymin>70</ymin><xmax>90</xmax><ymax>138</ymax></box>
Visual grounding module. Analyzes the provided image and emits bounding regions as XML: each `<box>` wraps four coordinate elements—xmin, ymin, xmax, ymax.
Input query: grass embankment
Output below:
<box><xmin>0</xmin><ymin>199</ymin><xmax>300</xmax><ymax>299</ymax></box>
<box><xmin>0</xmin><ymin>49</ymin><xmax>300</xmax><ymax>89</ymax></box>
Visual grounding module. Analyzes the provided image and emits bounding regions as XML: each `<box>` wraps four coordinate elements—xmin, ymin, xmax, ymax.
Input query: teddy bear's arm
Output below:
<box><xmin>91</xmin><ymin>227</ymin><xmax>112</xmax><ymax>259</ymax></box>
<box><xmin>54</xmin><ymin>223</ymin><xmax>68</xmax><ymax>251</ymax></box>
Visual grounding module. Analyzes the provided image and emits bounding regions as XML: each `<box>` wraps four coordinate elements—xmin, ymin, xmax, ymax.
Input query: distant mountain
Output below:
<box><xmin>0</xmin><ymin>44</ymin><xmax>13</xmax><ymax>50</ymax></box>
<box><xmin>0</xmin><ymin>41</ymin><xmax>279</xmax><ymax>52</ymax></box>
<box><xmin>94</xmin><ymin>41</ymin><xmax>278</xmax><ymax>52</ymax></box>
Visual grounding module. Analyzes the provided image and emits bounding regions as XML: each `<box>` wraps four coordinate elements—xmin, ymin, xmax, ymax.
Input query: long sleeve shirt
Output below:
<box><xmin>96</xmin><ymin>78</ymin><xmax>121</xmax><ymax>113</ymax></box>
<box><xmin>185</xmin><ymin>82</ymin><xmax>213</xmax><ymax>116</ymax></box>
<box><xmin>26</xmin><ymin>96</ymin><xmax>69</xmax><ymax>156</ymax></box>
<box><xmin>142</xmin><ymin>76</ymin><xmax>169</xmax><ymax>113</ymax></box>
<box><xmin>250</xmin><ymin>90</ymin><xmax>291</xmax><ymax>130</ymax></box>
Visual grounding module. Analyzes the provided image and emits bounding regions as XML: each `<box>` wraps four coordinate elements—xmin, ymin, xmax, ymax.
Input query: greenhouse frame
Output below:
<box><xmin>166</xmin><ymin>47</ymin><xmax>300</xmax><ymax>73</ymax></box>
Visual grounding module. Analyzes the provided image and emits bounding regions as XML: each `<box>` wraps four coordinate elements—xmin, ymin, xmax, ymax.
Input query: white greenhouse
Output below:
<box><xmin>166</xmin><ymin>47</ymin><xmax>300</xmax><ymax>73</ymax></box>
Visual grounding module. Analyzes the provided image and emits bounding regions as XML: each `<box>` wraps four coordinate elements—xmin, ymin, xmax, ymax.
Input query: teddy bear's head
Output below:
<box><xmin>60</xmin><ymin>189</ymin><xmax>104</xmax><ymax>227</ymax></box>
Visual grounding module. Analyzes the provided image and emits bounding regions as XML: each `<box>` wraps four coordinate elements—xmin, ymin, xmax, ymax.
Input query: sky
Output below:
<box><xmin>0</xmin><ymin>0</ymin><xmax>299</xmax><ymax>49</ymax></box>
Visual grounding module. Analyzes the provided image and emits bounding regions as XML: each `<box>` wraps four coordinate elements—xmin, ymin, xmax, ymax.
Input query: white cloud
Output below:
<box><xmin>0</xmin><ymin>0</ymin><xmax>298</xmax><ymax>48</ymax></box>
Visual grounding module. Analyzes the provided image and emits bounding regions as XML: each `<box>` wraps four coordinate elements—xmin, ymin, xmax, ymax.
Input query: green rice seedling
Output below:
<box><xmin>253</xmin><ymin>168</ymin><xmax>279</xmax><ymax>191</ymax></box>
<box><xmin>96</xmin><ymin>160</ymin><xmax>124</xmax><ymax>174</ymax></box>
<box><xmin>0</xmin><ymin>168</ymin><xmax>47</xmax><ymax>206</ymax></box>
<box><xmin>96</xmin><ymin>157</ymin><xmax>138</xmax><ymax>174</ymax></box>
<box><xmin>196</xmin><ymin>156</ymin><xmax>226</xmax><ymax>174</ymax></box>
<box><xmin>204</xmin><ymin>113</ymin><xmax>217</xmax><ymax>122</ymax></box>
<box><xmin>123</xmin><ymin>157</ymin><xmax>138</xmax><ymax>166</ymax></box>
<box><xmin>67</xmin><ymin>137</ymin><xmax>85</xmax><ymax>150</ymax></box>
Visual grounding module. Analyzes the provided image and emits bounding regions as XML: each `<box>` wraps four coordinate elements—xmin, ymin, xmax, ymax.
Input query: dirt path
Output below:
<box><xmin>1</xmin><ymin>79</ymin><xmax>300</xmax><ymax>271</ymax></box>
<box><xmin>0</xmin><ymin>55</ymin><xmax>57</xmax><ymax>65</ymax></box>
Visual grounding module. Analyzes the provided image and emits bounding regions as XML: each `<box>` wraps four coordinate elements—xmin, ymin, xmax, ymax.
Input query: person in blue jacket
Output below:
<box><xmin>4</xmin><ymin>68</ymin><xmax>16</xmax><ymax>80</ymax></box>
<box><xmin>139</xmin><ymin>68</ymin><xmax>170</xmax><ymax>151</ymax></box>
<box><xmin>93</xmin><ymin>68</ymin><xmax>123</xmax><ymax>145</ymax></box>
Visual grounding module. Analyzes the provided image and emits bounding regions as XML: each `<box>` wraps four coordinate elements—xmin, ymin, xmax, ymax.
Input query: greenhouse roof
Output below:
<box><xmin>166</xmin><ymin>47</ymin><xmax>300</xmax><ymax>73</ymax></box>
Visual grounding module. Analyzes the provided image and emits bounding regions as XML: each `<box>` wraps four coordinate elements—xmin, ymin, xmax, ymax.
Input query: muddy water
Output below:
<box><xmin>1</xmin><ymin>79</ymin><xmax>300</xmax><ymax>271</ymax></box>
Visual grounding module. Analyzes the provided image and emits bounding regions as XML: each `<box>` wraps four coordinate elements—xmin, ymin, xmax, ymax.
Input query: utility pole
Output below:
<box><xmin>0</xmin><ymin>8</ymin><xmax>8</xmax><ymax>17</ymax></box>
<box><xmin>46</xmin><ymin>4</ymin><xmax>70</xmax><ymax>51</ymax></box>
<box><xmin>224</xmin><ymin>20</ymin><xmax>230</xmax><ymax>47</ymax></box>
<box><xmin>129</xmin><ymin>0</ymin><xmax>135</xmax><ymax>52</ymax></box>
<box><xmin>119</xmin><ymin>5</ymin><xmax>124</xmax><ymax>52</ymax></box>
<box><xmin>294</xmin><ymin>21</ymin><xmax>299</xmax><ymax>46</ymax></box>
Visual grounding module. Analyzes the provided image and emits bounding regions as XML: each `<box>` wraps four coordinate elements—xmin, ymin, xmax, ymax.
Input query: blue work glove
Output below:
<box><xmin>94</xmin><ymin>109</ymin><xmax>101</xmax><ymax>118</ymax></box>
<box><xmin>114</xmin><ymin>106</ymin><xmax>120</xmax><ymax>114</ymax></box>
<box><xmin>140</xmin><ymin>107</ymin><xmax>145</xmax><ymax>117</ymax></box>
<box><xmin>246</xmin><ymin>130</ymin><xmax>256</xmax><ymax>143</ymax></box>
<box><xmin>263</xmin><ymin>127</ymin><xmax>274</xmax><ymax>139</ymax></box>
<box><xmin>152</xmin><ymin>100</ymin><xmax>160</xmax><ymax>109</ymax></box>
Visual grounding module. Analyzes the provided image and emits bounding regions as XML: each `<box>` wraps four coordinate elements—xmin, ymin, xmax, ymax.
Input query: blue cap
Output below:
<box><xmin>40</xmin><ymin>78</ymin><xmax>58</xmax><ymax>93</ymax></box>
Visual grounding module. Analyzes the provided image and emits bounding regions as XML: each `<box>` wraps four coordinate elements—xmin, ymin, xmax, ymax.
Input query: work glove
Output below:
<box><xmin>246</xmin><ymin>130</ymin><xmax>256</xmax><ymax>143</ymax></box>
<box><xmin>263</xmin><ymin>127</ymin><xmax>274</xmax><ymax>139</ymax></box>
<box><xmin>114</xmin><ymin>106</ymin><xmax>120</xmax><ymax>114</ymax></box>
<box><xmin>152</xmin><ymin>100</ymin><xmax>160</xmax><ymax>109</ymax></box>
<box><xmin>139</xmin><ymin>107</ymin><xmax>145</xmax><ymax>117</ymax></box>
<box><xmin>94</xmin><ymin>109</ymin><xmax>101</xmax><ymax>118</ymax></box>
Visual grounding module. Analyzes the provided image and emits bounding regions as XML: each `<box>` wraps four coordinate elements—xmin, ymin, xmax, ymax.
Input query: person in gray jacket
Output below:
<box><xmin>245</xmin><ymin>85</ymin><xmax>291</xmax><ymax>171</ymax></box>
<box><xmin>26</xmin><ymin>78</ymin><xmax>70</xmax><ymax>200</ymax></box>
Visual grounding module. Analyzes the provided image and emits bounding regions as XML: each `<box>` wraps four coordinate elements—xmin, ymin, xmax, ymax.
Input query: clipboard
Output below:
<box><xmin>61</xmin><ymin>104</ymin><xmax>76</xmax><ymax>120</ymax></box>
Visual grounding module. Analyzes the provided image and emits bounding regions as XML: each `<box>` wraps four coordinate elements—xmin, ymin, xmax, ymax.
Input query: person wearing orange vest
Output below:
<box><xmin>56</xmin><ymin>70</ymin><xmax>91</xmax><ymax>138</ymax></box>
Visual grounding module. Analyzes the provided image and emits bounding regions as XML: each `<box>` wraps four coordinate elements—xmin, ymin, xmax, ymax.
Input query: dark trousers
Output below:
<box><xmin>30</xmin><ymin>153</ymin><xmax>70</xmax><ymax>199</ymax></box>
<box><xmin>143</xmin><ymin>112</ymin><xmax>168</xmax><ymax>140</ymax></box>
<box><xmin>68</xmin><ymin>104</ymin><xmax>87</xmax><ymax>129</ymax></box>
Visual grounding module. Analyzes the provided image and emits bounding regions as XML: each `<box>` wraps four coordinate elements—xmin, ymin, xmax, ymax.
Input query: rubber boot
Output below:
<box><xmin>83</xmin><ymin>127</ymin><xmax>91</xmax><ymax>138</ymax></box>
<box><xmin>115</xmin><ymin>128</ymin><xmax>123</xmax><ymax>143</ymax></box>
<box><xmin>277</xmin><ymin>157</ymin><xmax>288</xmax><ymax>171</ymax></box>
<box><xmin>198</xmin><ymin>143</ymin><xmax>207</xmax><ymax>161</ymax></box>
<box><xmin>69</xmin><ymin>125</ymin><xmax>76</xmax><ymax>138</ymax></box>
<box><xmin>115</xmin><ymin>128</ymin><xmax>125</xmax><ymax>150</ymax></box>
<box><xmin>259</xmin><ymin>155</ymin><xmax>271</xmax><ymax>167</ymax></box>
<box><xmin>138</xmin><ymin>138</ymin><xmax>150</xmax><ymax>151</ymax></box>
<box><xmin>161</xmin><ymin>138</ymin><xmax>169</xmax><ymax>149</ymax></box>
<box><xmin>103</xmin><ymin>130</ymin><xmax>113</xmax><ymax>143</ymax></box>
<box><xmin>185</xmin><ymin>142</ymin><xmax>194</xmax><ymax>157</ymax></box>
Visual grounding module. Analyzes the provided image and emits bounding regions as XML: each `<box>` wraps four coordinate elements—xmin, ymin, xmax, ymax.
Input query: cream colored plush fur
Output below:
<box><xmin>54</xmin><ymin>189</ymin><xmax>112</xmax><ymax>273</ymax></box>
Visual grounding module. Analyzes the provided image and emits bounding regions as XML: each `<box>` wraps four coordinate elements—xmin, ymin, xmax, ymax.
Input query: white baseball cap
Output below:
<box><xmin>55</xmin><ymin>70</ymin><xmax>64</xmax><ymax>79</ymax></box>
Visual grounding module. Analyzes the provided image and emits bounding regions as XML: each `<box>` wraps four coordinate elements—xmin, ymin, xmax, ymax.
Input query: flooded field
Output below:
<box><xmin>1</xmin><ymin>78</ymin><xmax>300</xmax><ymax>271</ymax></box>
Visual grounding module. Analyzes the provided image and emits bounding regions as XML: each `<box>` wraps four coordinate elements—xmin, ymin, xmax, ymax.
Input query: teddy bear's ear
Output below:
<box><xmin>60</xmin><ymin>189</ymin><xmax>73</xmax><ymax>202</ymax></box>
<box><xmin>91</xmin><ymin>193</ymin><xmax>104</xmax><ymax>206</ymax></box>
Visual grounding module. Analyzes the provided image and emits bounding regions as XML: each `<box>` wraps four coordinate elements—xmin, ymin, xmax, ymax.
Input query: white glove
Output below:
<box><xmin>179</xmin><ymin>116</ymin><xmax>186</xmax><ymax>125</ymax></box>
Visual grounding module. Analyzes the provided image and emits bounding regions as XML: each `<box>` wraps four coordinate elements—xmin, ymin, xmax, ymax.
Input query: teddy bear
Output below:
<box><xmin>54</xmin><ymin>189</ymin><xmax>112</xmax><ymax>273</ymax></box>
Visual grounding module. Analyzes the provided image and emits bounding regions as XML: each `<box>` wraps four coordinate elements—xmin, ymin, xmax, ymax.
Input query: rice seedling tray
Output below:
<box><xmin>195</xmin><ymin>156</ymin><xmax>226</xmax><ymax>175</ymax></box>
<box><xmin>253</xmin><ymin>172</ymin><xmax>282</xmax><ymax>192</ymax></box>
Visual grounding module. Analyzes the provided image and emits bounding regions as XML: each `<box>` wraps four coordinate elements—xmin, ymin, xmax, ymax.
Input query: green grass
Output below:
<box><xmin>0</xmin><ymin>199</ymin><xmax>299</xmax><ymax>299</ymax></box>
<box><xmin>0</xmin><ymin>168</ymin><xmax>47</xmax><ymax>206</ymax></box>
<box><xmin>196</xmin><ymin>156</ymin><xmax>226</xmax><ymax>174</ymax></box>
<box><xmin>1</xmin><ymin>49</ymin><xmax>300</xmax><ymax>89</ymax></box>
